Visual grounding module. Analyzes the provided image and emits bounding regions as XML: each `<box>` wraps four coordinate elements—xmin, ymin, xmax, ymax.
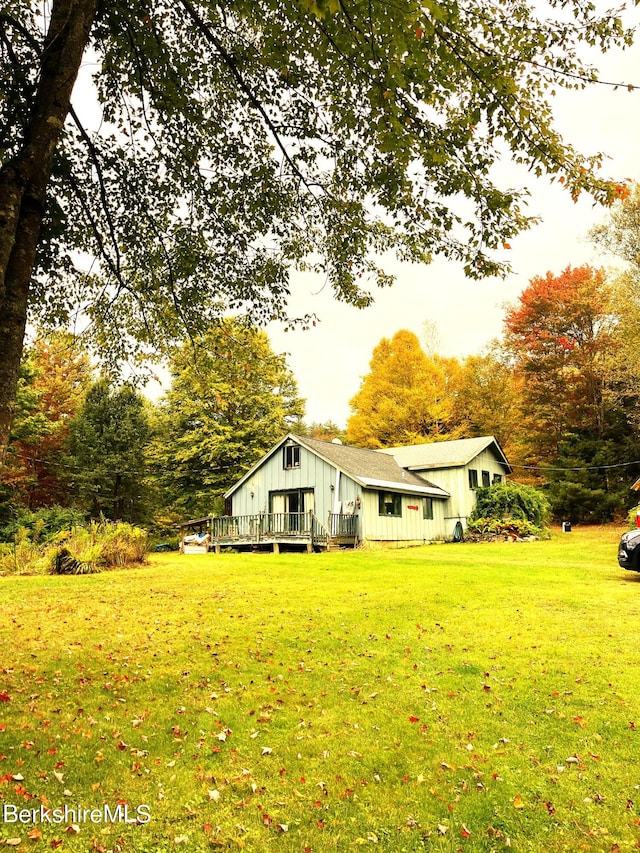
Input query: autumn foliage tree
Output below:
<box><xmin>347</xmin><ymin>330</ymin><xmax>463</xmax><ymax>448</ymax></box>
<box><xmin>504</xmin><ymin>266</ymin><xmax>615</xmax><ymax>456</ymax></box>
<box><xmin>591</xmin><ymin>182</ymin><xmax>640</xmax><ymax>421</ymax></box>
<box><xmin>454</xmin><ymin>350</ymin><xmax>526</xmax><ymax>463</ymax></box>
<box><xmin>503</xmin><ymin>265</ymin><xmax>640</xmax><ymax>520</ymax></box>
<box><xmin>0</xmin><ymin>332</ymin><xmax>92</xmax><ymax>511</ymax></box>
<box><xmin>17</xmin><ymin>333</ymin><xmax>92</xmax><ymax>507</ymax></box>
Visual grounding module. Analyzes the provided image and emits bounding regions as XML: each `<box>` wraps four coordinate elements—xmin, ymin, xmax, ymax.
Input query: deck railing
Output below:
<box><xmin>209</xmin><ymin>512</ymin><xmax>328</xmax><ymax>543</ymax></box>
<box><xmin>327</xmin><ymin>513</ymin><xmax>358</xmax><ymax>538</ymax></box>
<box><xmin>182</xmin><ymin>512</ymin><xmax>360</xmax><ymax>549</ymax></box>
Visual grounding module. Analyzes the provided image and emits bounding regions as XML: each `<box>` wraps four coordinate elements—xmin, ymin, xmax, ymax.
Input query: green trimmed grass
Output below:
<box><xmin>1</xmin><ymin>526</ymin><xmax>640</xmax><ymax>851</ymax></box>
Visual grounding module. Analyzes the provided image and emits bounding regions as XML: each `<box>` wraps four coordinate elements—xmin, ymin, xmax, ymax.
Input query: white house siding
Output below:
<box><xmin>360</xmin><ymin>490</ymin><xmax>447</xmax><ymax>544</ymax></box>
<box><xmin>412</xmin><ymin>446</ymin><xmax>508</xmax><ymax>531</ymax></box>
<box><xmin>426</xmin><ymin>467</ymin><xmax>470</xmax><ymax>526</ymax></box>
<box><xmin>231</xmin><ymin>443</ymin><xmax>336</xmax><ymax>519</ymax></box>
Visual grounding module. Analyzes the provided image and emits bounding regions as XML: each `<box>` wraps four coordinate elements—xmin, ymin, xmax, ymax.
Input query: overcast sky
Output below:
<box><xmin>266</xmin><ymin>27</ymin><xmax>640</xmax><ymax>428</ymax></box>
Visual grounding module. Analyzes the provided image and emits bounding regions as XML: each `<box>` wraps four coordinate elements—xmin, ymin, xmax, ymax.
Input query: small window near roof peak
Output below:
<box><xmin>283</xmin><ymin>444</ymin><xmax>300</xmax><ymax>469</ymax></box>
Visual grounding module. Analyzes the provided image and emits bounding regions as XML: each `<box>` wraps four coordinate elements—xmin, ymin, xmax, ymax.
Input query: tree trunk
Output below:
<box><xmin>0</xmin><ymin>0</ymin><xmax>98</xmax><ymax>463</ymax></box>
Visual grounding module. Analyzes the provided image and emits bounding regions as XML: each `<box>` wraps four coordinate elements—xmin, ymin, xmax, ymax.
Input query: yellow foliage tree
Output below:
<box><xmin>454</xmin><ymin>350</ymin><xmax>527</xmax><ymax>464</ymax></box>
<box><xmin>346</xmin><ymin>330</ymin><xmax>463</xmax><ymax>448</ymax></box>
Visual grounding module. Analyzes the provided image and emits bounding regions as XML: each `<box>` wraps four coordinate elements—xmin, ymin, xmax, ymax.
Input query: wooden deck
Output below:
<box><xmin>179</xmin><ymin>512</ymin><xmax>358</xmax><ymax>553</ymax></box>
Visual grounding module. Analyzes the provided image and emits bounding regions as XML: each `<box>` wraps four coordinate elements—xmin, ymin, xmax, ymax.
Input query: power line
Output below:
<box><xmin>510</xmin><ymin>459</ymin><xmax>640</xmax><ymax>473</ymax></box>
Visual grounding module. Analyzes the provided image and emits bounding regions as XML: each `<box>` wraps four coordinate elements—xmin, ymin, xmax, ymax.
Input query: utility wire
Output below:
<box><xmin>509</xmin><ymin>459</ymin><xmax>640</xmax><ymax>473</ymax></box>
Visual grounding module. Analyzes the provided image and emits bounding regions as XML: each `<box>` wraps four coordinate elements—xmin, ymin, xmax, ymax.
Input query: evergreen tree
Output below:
<box><xmin>68</xmin><ymin>379</ymin><xmax>150</xmax><ymax>522</ymax></box>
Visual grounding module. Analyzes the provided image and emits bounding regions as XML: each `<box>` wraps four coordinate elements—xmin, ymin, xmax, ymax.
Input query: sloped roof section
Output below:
<box><xmin>378</xmin><ymin>436</ymin><xmax>512</xmax><ymax>473</ymax></box>
<box><xmin>295</xmin><ymin>435</ymin><xmax>449</xmax><ymax>497</ymax></box>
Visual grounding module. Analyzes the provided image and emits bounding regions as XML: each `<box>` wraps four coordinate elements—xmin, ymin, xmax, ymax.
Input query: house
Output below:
<box><xmin>377</xmin><ymin>435</ymin><xmax>512</xmax><ymax>530</ymax></box>
<box><xmin>178</xmin><ymin>433</ymin><xmax>511</xmax><ymax>552</ymax></box>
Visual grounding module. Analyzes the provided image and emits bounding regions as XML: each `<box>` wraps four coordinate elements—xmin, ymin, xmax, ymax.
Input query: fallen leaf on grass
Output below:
<box><xmin>208</xmin><ymin>789</ymin><xmax>221</xmax><ymax>802</ymax></box>
<box><xmin>5</xmin><ymin>839</ymin><xmax>22</xmax><ymax>847</ymax></box>
<box><xmin>513</xmin><ymin>794</ymin><xmax>525</xmax><ymax>810</ymax></box>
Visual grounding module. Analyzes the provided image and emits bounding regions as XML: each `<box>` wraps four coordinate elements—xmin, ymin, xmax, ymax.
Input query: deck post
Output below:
<box><xmin>273</xmin><ymin>542</ymin><xmax>280</xmax><ymax>554</ymax></box>
<box><xmin>214</xmin><ymin>543</ymin><xmax>221</xmax><ymax>554</ymax></box>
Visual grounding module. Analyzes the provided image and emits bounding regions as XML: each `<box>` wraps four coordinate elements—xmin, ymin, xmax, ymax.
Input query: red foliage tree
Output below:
<box><xmin>503</xmin><ymin>265</ymin><xmax>615</xmax><ymax>459</ymax></box>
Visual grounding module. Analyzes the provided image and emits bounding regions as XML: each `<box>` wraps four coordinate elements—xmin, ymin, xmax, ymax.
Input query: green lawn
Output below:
<box><xmin>1</xmin><ymin>526</ymin><xmax>640</xmax><ymax>852</ymax></box>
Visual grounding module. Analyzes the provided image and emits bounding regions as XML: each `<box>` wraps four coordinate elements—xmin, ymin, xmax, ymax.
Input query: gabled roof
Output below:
<box><xmin>295</xmin><ymin>435</ymin><xmax>449</xmax><ymax>497</ymax></box>
<box><xmin>224</xmin><ymin>433</ymin><xmax>450</xmax><ymax>499</ymax></box>
<box><xmin>377</xmin><ymin>436</ymin><xmax>512</xmax><ymax>473</ymax></box>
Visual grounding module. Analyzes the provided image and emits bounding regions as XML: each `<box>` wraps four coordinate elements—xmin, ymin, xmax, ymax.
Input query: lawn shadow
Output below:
<box><xmin>618</xmin><ymin>571</ymin><xmax>640</xmax><ymax>584</ymax></box>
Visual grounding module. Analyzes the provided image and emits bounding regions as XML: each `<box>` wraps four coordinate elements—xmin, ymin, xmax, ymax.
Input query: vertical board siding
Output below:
<box><xmin>231</xmin><ymin>444</ymin><xmax>337</xmax><ymax>522</ymax></box>
<box><xmin>362</xmin><ymin>491</ymin><xmax>447</xmax><ymax>542</ymax></box>
<box><xmin>411</xmin><ymin>447</ymin><xmax>508</xmax><ymax>530</ymax></box>
<box><xmin>228</xmin><ymin>440</ymin><xmax>508</xmax><ymax>544</ymax></box>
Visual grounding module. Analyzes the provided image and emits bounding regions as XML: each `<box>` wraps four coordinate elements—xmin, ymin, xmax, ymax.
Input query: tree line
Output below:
<box><xmin>0</xmin><ymin>321</ymin><xmax>306</xmax><ymax>535</ymax></box>
<box><xmin>4</xmin><ymin>187</ymin><xmax>640</xmax><ymax>531</ymax></box>
<box><xmin>348</xmin><ymin>186</ymin><xmax>640</xmax><ymax>522</ymax></box>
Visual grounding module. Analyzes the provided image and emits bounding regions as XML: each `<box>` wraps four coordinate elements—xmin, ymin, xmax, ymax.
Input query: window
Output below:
<box><xmin>492</xmin><ymin>473</ymin><xmax>502</xmax><ymax>484</ymax></box>
<box><xmin>482</xmin><ymin>470</ymin><xmax>491</xmax><ymax>487</ymax></box>
<box><xmin>283</xmin><ymin>445</ymin><xmax>300</xmax><ymax>469</ymax></box>
<box><xmin>378</xmin><ymin>492</ymin><xmax>402</xmax><ymax>517</ymax></box>
<box><xmin>468</xmin><ymin>469</ymin><xmax>478</xmax><ymax>489</ymax></box>
<box><xmin>423</xmin><ymin>497</ymin><xmax>434</xmax><ymax>520</ymax></box>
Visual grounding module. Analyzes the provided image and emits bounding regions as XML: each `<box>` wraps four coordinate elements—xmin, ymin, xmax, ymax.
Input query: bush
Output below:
<box><xmin>0</xmin><ymin>539</ymin><xmax>49</xmax><ymax>575</ymax></box>
<box><xmin>466</xmin><ymin>516</ymin><xmax>548</xmax><ymax>539</ymax></box>
<box><xmin>628</xmin><ymin>505</ymin><xmax>640</xmax><ymax>529</ymax></box>
<box><xmin>470</xmin><ymin>481</ymin><xmax>551</xmax><ymax>528</ymax></box>
<box><xmin>49</xmin><ymin>546</ymin><xmax>99</xmax><ymax>575</ymax></box>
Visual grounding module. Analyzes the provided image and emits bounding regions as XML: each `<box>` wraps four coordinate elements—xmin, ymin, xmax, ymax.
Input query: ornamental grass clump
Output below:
<box><xmin>48</xmin><ymin>521</ymin><xmax>148</xmax><ymax>574</ymax></box>
<box><xmin>0</xmin><ymin>520</ymin><xmax>148</xmax><ymax>575</ymax></box>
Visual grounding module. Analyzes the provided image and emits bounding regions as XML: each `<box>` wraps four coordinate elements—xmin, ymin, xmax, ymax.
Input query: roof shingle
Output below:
<box><xmin>295</xmin><ymin>435</ymin><xmax>449</xmax><ymax>497</ymax></box>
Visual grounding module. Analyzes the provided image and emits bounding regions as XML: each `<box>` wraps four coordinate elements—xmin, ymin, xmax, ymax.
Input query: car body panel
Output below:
<box><xmin>618</xmin><ymin>529</ymin><xmax>640</xmax><ymax>571</ymax></box>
